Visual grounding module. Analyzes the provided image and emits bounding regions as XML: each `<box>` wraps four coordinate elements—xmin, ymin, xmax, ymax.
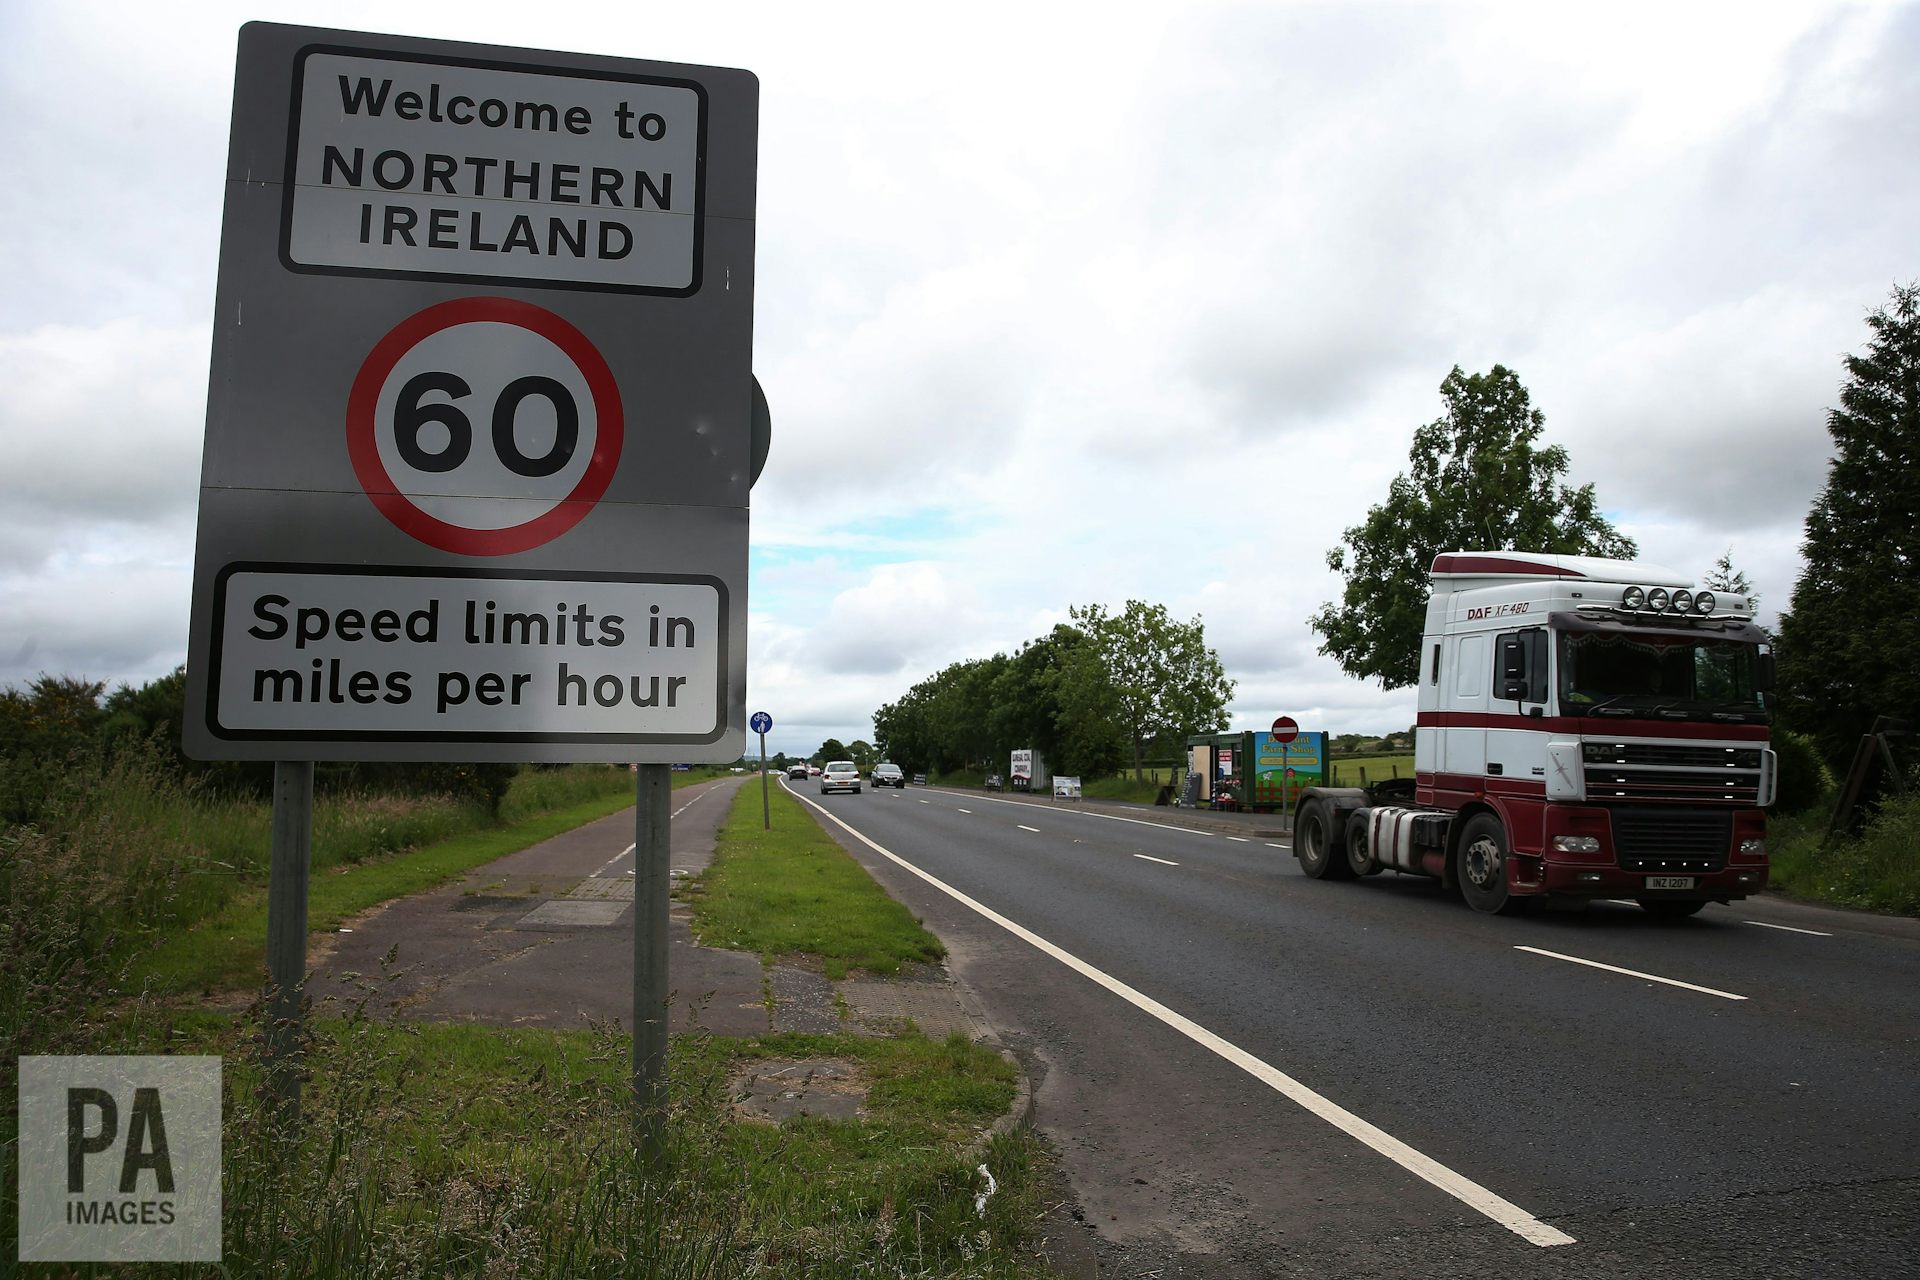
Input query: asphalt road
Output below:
<box><xmin>782</xmin><ymin>778</ymin><xmax>1920</xmax><ymax>1279</ymax></box>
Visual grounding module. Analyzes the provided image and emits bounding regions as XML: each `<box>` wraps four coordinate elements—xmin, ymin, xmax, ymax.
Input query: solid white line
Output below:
<box><xmin>1134</xmin><ymin>854</ymin><xmax>1180</xmax><ymax>866</ymax></box>
<box><xmin>1744</xmin><ymin>920</ymin><xmax>1833</xmax><ymax>937</ymax></box>
<box><xmin>1017</xmin><ymin>824</ymin><xmax>1040</xmax><ymax>833</ymax></box>
<box><xmin>1514</xmin><ymin>946</ymin><xmax>1748</xmax><ymax>1001</ymax></box>
<box><xmin>788</xmin><ymin>788</ymin><xmax>1574</xmax><ymax>1248</ymax></box>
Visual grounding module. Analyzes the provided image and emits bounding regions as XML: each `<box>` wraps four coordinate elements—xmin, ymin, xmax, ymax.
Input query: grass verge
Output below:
<box><xmin>1765</xmin><ymin>788</ymin><xmax>1920</xmax><ymax>916</ymax></box>
<box><xmin>686</xmin><ymin>782</ymin><xmax>945</xmax><ymax>978</ymax></box>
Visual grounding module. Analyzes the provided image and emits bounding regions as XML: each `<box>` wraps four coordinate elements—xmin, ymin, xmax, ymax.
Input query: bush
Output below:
<box><xmin>1770</xmin><ymin>729</ymin><xmax>1833</xmax><ymax>816</ymax></box>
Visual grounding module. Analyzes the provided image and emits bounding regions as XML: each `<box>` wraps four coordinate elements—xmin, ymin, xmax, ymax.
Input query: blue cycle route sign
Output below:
<box><xmin>749</xmin><ymin>711</ymin><xmax>772</xmax><ymax>735</ymax></box>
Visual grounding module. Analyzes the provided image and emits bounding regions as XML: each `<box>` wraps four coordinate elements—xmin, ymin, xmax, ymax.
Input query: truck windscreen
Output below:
<box><xmin>1558</xmin><ymin>630</ymin><xmax>1766</xmax><ymax>721</ymax></box>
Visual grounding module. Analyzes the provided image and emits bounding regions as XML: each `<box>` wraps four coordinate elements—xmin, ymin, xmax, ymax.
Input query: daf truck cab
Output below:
<box><xmin>1295</xmin><ymin>551</ymin><xmax>1775</xmax><ymax>917</ymax></box>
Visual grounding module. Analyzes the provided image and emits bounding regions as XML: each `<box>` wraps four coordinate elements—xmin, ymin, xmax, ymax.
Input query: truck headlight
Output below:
<box><xmin>1671</xmin><ymin>589</ymin><xmax>1693</xmax><ymax>613</ymax></box>
<box><xmin>1552</xmin><ymin>835</ymin><xmax>1601</xmax><ymax>853</ymax></box>
<box><xmin>1694</xmin><ymin>591</ymin><xmax>1715</xmax><ymax>614</ymax></box>
<box><xmin>1622</xmin><ymin>586</ymin><xmax>1645</xmax><ymax>609</ymax></box>
<box><xmin>1648</xmin><ymin>588</ymin><xmax>1670</xmax><ymax>611</ymax></box>
<box><xmin>1739</xmin><ymin>838</ymin><xmax>1766</xmax><ymax>856</ymax></box>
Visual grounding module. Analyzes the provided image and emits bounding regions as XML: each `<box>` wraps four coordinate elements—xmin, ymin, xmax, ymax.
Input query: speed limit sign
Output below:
<box><xmin>346</xmin><ymin>297</ymin><xmax>623</xmax><ymax>556</ymax></box>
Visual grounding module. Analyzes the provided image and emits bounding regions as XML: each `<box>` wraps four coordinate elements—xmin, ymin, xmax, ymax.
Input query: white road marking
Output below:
<box><xmin>919</xmin><ymin>798</ymin><xmax>930</xmax><ymax>804</ymax></box>
<box><xmin>957</xmin><ymin>808</ymin><xmax>973</xmax><ymax>814</ymax></box>
<box><xmin>927</xmin><ymin>788</ymin><xmax>1217</xmax><ymax>838</ymax></box>
<box><xmin>790</xmin><ymin>789</ymin><xmax>1575</xmax><ymax>1248</ymax></box>
<box><xmin>1515</xmin><ymin>946</ymin><xmax>1748</xmax><ymax>1001</ymax></box>
<box><xmin>1266</xmin><ymin>842</ymin><xmax>1288</xmax><ymax>849</ymax></box>
<box><xmin>1134</xmin><ymin>854</ymin><xmax>1180</xmax><ymax>866</ymax></box>
<box><xmin>1226</xmin><ymin>836</ymin><xmax>1250</xmax><ymax>843</ymax></box>
<box><xmin>1017</xmin><ymin>824</ymin><xmax>1041</xmax><ymax>833</ymax></box>
<box><xmin>1744</xmin><ymin>920</ymin><xmax>1833</xmax><ymax>937</ymax></box>
<box><xmin>595</xmin><ymin>784</ymin><xmax>714</xmax><ymax>874</ymax></box>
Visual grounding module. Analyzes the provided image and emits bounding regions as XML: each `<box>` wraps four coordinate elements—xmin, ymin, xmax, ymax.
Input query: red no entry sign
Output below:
<box><xmin>346</xmin><ymin>296</ymin><xmax>624</xmax><ymax>556</ymax></box>
<box><xmin>1271</xmin><ymin>715</ymin><xmax>1299</xmax><ymax>744</ymax></box>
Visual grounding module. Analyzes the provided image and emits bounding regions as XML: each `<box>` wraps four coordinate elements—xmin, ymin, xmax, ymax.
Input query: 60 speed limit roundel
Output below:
<box><xmin>346</xmin><ymin>297</ymin><xmax>623</xmax><ymax>556</ymax></box>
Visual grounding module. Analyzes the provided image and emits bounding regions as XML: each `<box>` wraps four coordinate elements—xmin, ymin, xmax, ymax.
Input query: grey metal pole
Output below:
<box><xmin>759</xmin><ymin>731</ymin><xmax>771</xmax><ymax>830</ymax></box>
<box><xmin>632</xmin><ymin>763</ymin><xmax>672</xmax><ymax>1169</ymax></box>
<box><xmin>266</xmin><ymin>760</ymin><xmax>314</xmax><ymax>1122</ymax></box>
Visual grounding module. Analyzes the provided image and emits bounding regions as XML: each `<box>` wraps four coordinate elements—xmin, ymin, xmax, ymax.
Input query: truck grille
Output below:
<box><xmin>1582</xmin><ymin>741</ymin><xmax>1762</xmax><ymax>804</ymax></box>
<box><xmin>1608</xmin><ymin>807</ymin><xmax>1732</xmax><ymax>873</ymax></box>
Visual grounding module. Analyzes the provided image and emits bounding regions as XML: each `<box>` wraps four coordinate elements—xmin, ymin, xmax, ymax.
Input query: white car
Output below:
<box><xmin>819</xmin><ymin>761</ymin><xmax>862</xmax><ymax>794</ymax></box>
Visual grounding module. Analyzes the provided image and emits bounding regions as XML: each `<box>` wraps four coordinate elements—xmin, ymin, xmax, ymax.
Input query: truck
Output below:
<box><xmin>1293</xmin><ymin>551</ymin><xmax>1775</xmax><ymax>917</ymax></box>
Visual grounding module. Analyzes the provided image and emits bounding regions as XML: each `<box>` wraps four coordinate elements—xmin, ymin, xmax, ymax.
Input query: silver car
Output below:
<box><xmin>819</xmin><ymin>761</ymin><xmax>862</xmax><ymax>794</ymax></box>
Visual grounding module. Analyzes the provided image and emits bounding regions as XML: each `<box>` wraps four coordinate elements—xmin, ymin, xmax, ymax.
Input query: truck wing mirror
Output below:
<box><xmin>1758</xmin><ymin>651</ymin><xmax>1776</xmax><ymax>693</ymax></box>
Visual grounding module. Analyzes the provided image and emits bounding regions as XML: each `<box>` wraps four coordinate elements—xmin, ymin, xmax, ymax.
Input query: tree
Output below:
<box><xmin>817</xmin><ymin>737</ymin><xmax>849</xmax><ymax>763</ymax></box>
<box><xmin>1774</xmin><ymin>282</ymin><xmax>1920</xmax><ymax>771</ymax></box>
<box><xmin>1702</xmin><ymin>549</ymin><xmax>1757</xmax><ymax>608</ymax></box>
<box><xmin>1310</xmin><ymin>364</ymin><xmax>1637</xmax><ymax>688</ymax></box>
<box><xmin>1065</xmin><ymin>600</ymin><xmax>1234</xmax><ymax>781</ymax></box>
<box><xmin>847</xmin><ymin>739</ymin><xmax>875</xmax><ymax>768</ymax></box>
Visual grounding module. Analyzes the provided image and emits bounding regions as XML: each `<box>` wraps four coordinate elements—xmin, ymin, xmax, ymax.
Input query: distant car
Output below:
<box><xmin>820</xmin><ymin>761</ymin><xmax>862</xmax><ymax>794</ymax></box>
<box><xmin>808</xmin><ymin>765</ymin><xmax>822</xmax><ymax>777</ymax></box>
<box><xmin>984</xmin><ymin>773</ymin><xmax>1003</xmax><ymax>791</ymax></box>
<box><xmin>787</xmin><ymin>763</ymin><xmax>810</xmax><ymax>780</ymax></box>
<box><xmin>871</xmin><ymin>763</ymin><xmax>906</xmax><ymax>788</ymax></box>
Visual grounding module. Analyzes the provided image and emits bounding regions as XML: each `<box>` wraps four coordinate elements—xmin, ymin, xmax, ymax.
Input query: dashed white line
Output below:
<box><xmin>1226</xmin><ymin>836</ymin><xmax>1250</xmax><ymax>843</ymax></box>
<box><xmin>957</xmin><ymin>808</ymin><xmax>972</xmax><ymax>814</ymax></box>
<box><xmin>1514</xmin><ymin>946</ymin><xmax>1748</xmax><ymax>1001</ymax></box>
<box><xmin>788</xmin><ymin>788</ymin><xmax>1574</xmax><ymax>1249</ymax></box>
<box><xmin>1017</xmin><ymin>824</ymin><xmax>1040</xmax><ymax>833</ymax></box>
<box><xmin>595</xmin><ymin>786</ymin><xmax>713</xmax><ymax>874</ymax></box>
<box><xmin>925</xmin><ymin>788</ymin><xmax>1217</xmax><ymax>838</ymax></box>
<box><xmin>1133</xmin><ymin>854</ymin><xmax>1180</xmax><ymax>866</ymax></box>
<box><xmin>1744</xmin><ymin>920</ymin><xmax>1833</xmax><ymax>937</ymax></box>
<box><xmin>1266</xmin><ymin>842</ymin><xmax>1288</xmax><ymax>849</ymax></box>
<box><xmin>918</xmin><ymin>798</ymin><xmax>930</xmax><ymax>804</ymax></box>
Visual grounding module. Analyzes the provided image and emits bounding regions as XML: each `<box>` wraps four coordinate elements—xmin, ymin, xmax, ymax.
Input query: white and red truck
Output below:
<box><xmin>1295</xmin><ymin>551</ymin><xmax>1776</xmax><ymax>917</ymax></box>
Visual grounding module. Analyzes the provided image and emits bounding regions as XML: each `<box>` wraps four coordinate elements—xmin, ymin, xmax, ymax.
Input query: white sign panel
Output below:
<box><xmin>285</xmin><ymin>48</ymin><xmax>703</xmax><ymax>292</ymax></box>
<box><xmin>208</xmin><ymin>567</ymin><xmax>725</xmax><ymax>745</ymax></box>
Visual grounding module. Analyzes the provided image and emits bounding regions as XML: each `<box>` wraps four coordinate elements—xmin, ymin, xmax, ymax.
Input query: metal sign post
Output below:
<box><xmin>1273</xmin><ymin>716</ymin><xmax>1299</xmax><ymax>831</ymax></box>
<box><xmin>264</xmin><ymin>760</ymin><xmax>314</xmax><ymax>1122</ymax></box>
<box><xmin>751</xmin><ymin>710</ymin><xmax>772</xmax><ymax>829</ymax></box>
<box><xmin>632</xmin><ymin>763</ymin><xmax>671</xmax><ymax>1170</ymax></box>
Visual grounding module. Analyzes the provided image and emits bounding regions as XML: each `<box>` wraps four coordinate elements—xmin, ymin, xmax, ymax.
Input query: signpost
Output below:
<box><xmin>1272</xmin><ymin>716</ymin><xmax>1299</xmax><ymax>828</ymax></box>
<box><xmin>184</xmin><ymin>23</ymin><xmax>757</xmax><ymax>1144</ymax></box>
<box><xmin>750</xmin><ymin>710</ymin><xmax>772</xmax><ymax>829</ymax></box>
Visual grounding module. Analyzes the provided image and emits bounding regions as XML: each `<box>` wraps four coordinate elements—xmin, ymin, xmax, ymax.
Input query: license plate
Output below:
<box><xmin>1644</xmin><ymin>876</ymin><xmax>1697</xmax><ymax>891</ymax></box>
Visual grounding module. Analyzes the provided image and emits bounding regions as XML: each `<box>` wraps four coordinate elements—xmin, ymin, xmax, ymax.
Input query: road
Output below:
<box><xmin>782</xmin><ymin>778</ymin><xmax>1920</xmax><ymax>1279</ymax></box>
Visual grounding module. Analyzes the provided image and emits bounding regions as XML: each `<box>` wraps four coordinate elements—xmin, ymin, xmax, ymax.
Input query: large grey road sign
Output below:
<box><xmin>184</xmin><ymin>23</ymin><xmax>757</xmax><ymax>763</ymax></box>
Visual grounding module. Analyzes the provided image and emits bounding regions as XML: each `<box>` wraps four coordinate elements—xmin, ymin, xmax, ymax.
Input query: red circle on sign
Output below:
<box><xmin>345</xmin><ymin>296</ymin><xmax>623</xmax><ymax>556</ymax></box>
<box><xmin>1271</xmin><ymin>716</ymin><xmax>1299</xmax><ymax>744</ymax></box>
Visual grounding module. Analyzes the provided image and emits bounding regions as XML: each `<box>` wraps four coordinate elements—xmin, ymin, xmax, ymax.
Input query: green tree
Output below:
<box><xmin>818</xmin><ymin>737</ymin><xmax>849</xmax><ymax>763</ymax></box>
<box><xmin>1065</xmin><ymin>601</ymin><xmax>1234</xmax><ymax>781</ymax></box>
<box><xmin>1774</xmin><ymin>282</ymin><xmax>1920</xmax><ymax>771</ymax></box>
<box><xmin>1310</xmin><ymin>364</ymin><xmax>1637</xmax><ymax>688</ymax></box>
<box><xmin>1702</xmin><ymin>548</ymin><xmax>1757</xmax><ymax>607</ymax></box>
<box><xmin>847</xmin><ymin>739</ymin><xmax>876</xmax><ymax>768</ymax></box>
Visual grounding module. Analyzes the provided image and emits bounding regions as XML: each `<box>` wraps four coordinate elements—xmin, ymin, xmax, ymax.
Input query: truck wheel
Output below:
<box><xmin>1296</xmin><ymin>800</ymin><xmax>1353</xmax><ymax>880</ymax></box>
<box><xmin>1344</xmin><ymin>811</ymin><xmax>1380</xmax><ymax>876</ymax></box>
<box><xmin>1637</xmin><ymin>899</ymin><xmax>1706</xmax><ymax>919</ymax></box>
<box><xmin>1456</xmin><ymin>814</ymin><xmax>1524</xmax><ymax>914</ymax></box>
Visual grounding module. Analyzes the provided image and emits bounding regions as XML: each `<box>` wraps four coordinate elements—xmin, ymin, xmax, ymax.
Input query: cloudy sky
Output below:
<box><xmin>2</xmin><ymin>0</ymin><xmax>1914</xmax><ymax>760</ymax></box>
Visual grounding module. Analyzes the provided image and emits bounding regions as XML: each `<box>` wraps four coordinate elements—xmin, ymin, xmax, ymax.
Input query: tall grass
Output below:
<box><xmin>1768</xmin><ymin>785</ymin><xmax>1920</xmax><ymax>916</ymax></box>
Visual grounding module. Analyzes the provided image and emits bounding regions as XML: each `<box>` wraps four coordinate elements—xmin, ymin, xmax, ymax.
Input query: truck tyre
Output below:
<box><xmin>1296</xmin><ymin>800</ymin><xmax>1353</xmax><ymax>880</ymax></box>
<box><xmin>1344</xmin><ymin>811</ymin><xmax>1380</xmax><ymax>876</ymax></box>
<box><xmin>1456</xmin><ymin>813</ymin><xmax>1525</xmax><ymax>914</ymax></box>
<box><xmin>1637</xmin><ymin>899</ymin><xmax>1706</xmax><ymax>919</ymax></box>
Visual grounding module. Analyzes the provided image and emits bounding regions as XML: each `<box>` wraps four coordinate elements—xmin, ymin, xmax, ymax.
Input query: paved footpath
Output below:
<box><xmin>311</xmin><ymin>775</ymin><xmax>983</xmax><ymax>1040</ymax></box>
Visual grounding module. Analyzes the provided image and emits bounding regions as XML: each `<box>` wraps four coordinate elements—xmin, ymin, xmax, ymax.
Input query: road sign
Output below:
<box><xmin>184</xmin><ymin>23</ymin><xmax>758</xmax><ymax>763</ymax></box>
<box><xmin>1272</xmin><ymin>716</ymin><xmax>1299</xmax><ymax>744</ymax></box>
<box><xmin>749</xmin><ymin>711</ymin><xmax>772</xmax><ymax>734</ymax></box>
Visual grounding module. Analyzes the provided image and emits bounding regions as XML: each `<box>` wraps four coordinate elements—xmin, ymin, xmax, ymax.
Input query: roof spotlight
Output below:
<box><xmin>1694</xmin><ymin>591</ymin><xmax>1715</xmax><ymax>614</ymax></box>
<box><xmin>1648</xmin><ymin>588</ymin><xmax>1671</xmax><ymax>611</ymax></box>
<box><xmin>1672</xmin><ymin>589</ymin><xmax>1694</xmax><ymax>613</ymax></box>
<box><xmin>1621</xmin><ymin>586</ymin><xmax>1646</xmax><ymax>609</ymax></box>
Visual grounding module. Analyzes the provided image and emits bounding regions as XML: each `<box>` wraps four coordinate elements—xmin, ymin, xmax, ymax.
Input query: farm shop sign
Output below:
<box><xmin>204</xmin><ymin>566</ymin><xmax>727</xmax><ymax>746</ymax></box>
<box><xmin>284</xmin><ymin>47</ymin><xmax>705</xmax><ymax>293</ymax></box>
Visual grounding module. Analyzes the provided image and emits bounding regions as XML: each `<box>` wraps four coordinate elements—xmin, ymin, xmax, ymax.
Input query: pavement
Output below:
<box><xmin>310</xmin><ymin>774</ymin><xmax>993</xmax><ymax>1043</ymax></box>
